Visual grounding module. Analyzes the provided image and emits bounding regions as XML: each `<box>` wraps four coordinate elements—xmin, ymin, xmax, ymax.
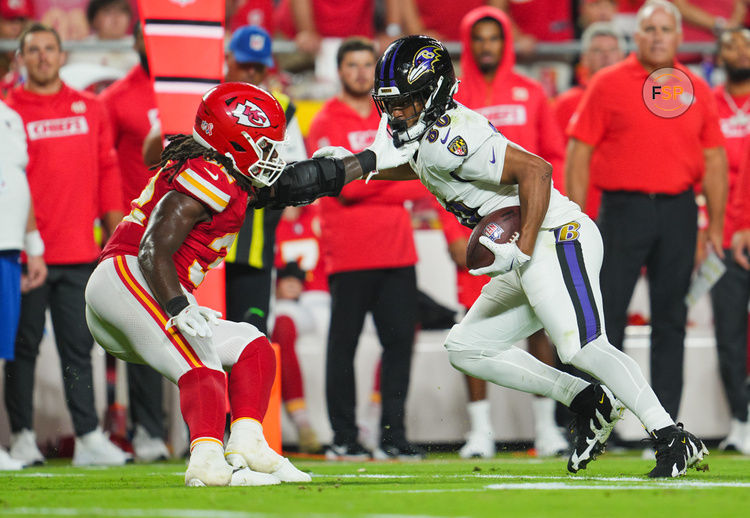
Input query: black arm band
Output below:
<box><xmin>355</xmin><ymin>149</ymin><xmax>376</xmax><ymax>175</ymax></box>
<box><xmin>265</xmin><ymin>157</ymin><xmax>346</xmax><ymax>208</ymax></box>
<box><xmin>165</xmin><ymin>295</ymin><xmax>189</xmax><ymax>317</ymax></box>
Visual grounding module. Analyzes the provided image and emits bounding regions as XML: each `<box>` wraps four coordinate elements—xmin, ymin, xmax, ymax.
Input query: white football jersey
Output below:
<box><xmin>408</xmin><ymin>103</ymin><xmax>580</xmax><ymax>229</ymax></box>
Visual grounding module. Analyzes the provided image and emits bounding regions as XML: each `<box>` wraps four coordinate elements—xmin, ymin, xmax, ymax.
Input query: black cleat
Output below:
<box><xmin>567</xmin><ymin>384</ymin><xmax>625</xmax><ymax>473</ymax></box>
<box><xmin>374</xmin><ymin>440</ymin><xmax>426</xmax><ymax>460</ymax></box>
<box><xmin>646</xmin><ymin>423</ymin><xmax>708</xmax><ymax>478</ymax></box>
<box><xmin>324</xmin><ymin>441</ymin><xmax>372</xmax><ymax>461</ymax></box>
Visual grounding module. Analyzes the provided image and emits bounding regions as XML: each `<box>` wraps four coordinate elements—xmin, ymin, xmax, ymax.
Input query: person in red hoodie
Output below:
<box><xmin>307</xmin><ymin>37</ymin><xmax>430</xmax><ymax>460</ymax></box>
<box><xmin>451</xmin><ymin>5</ymin><xmax>569</xmax><ymax>459</ymax></box>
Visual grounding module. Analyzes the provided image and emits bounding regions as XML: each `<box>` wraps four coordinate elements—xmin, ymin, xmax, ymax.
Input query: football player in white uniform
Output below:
<box><xmin>312</xmin><ymin>35</ymin><xmax>706</xmax><ymax>478</ymax></box>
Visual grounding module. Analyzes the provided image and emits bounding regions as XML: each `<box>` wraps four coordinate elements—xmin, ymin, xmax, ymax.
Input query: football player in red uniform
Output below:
<box><xmin>84</xmin><ymin>82</ymin><xmax>338</xmax><ymax>487</ymax></box>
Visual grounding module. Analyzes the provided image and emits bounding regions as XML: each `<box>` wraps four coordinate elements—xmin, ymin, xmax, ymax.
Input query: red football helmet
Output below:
<box><xmin>193</xmin><ymin>82</ymin><xmax>287</xmax><ymax>187</ymax></box>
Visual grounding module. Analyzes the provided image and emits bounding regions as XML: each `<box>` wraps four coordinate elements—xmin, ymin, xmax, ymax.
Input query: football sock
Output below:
<box><xmin>569</xmin><ymin>337</ymin><xmax>674</xmax><ymax>431</ymax></box>
<box><xmin>285</xmin><ymin>399</ymin><xmax>311</xmax><ymax>429</ymax></box>
<box><xmin>228</xmin><ymin>336</ymin><xmax>276</xmax><ymax>422</ymax></box>
<box><xmin>532</xmin><ymin>397</ymin><xmax>558</xmax><ymax>432</ymax></box>
<box><xmin>178</xmin><ymin>367</ymin><xmax>226</xmax><ymax>445</ymax></box>
<box><xmin>466</xmin><ymin>399</ymin><xmax>493</xmax><ymax>434</ymax></box>
<box><xmin>272</xmin><ymin>315</ymin><xmax>305</xmax><ymax>402</ymax></box>
<box><xmin>449</xmin><ymin>346</ymin><xmax>590</xmax><ymax>407</ymax></box>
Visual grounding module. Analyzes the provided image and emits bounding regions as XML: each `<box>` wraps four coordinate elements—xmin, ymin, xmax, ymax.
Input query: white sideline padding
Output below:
<box><xmin>0</xmin><ymin>231</ymin><xmax>733</xmax><ymax>452</ymax></box>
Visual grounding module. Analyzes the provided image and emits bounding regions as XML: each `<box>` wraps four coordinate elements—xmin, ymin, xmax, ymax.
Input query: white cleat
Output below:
<box><xmin>719</xmin><ymin>419</ymin><xmax>750</xmax><ymax>455</ymax></box>
<box><xmin>10</xmin><ymin>429</ymin><xmax>45</xmax><ymax>466</ymax></box>
<box><xmin>132</xmin><ymin>425</ymin><xmax>170</xmax><ymax>462</ymax></box>
<box><xmin>72</xmin><ymin>428</ymin><xmax>132</xmax><ymax>467</ymax></box>
<box><xmin>225</xmin><ymin>418</ymin><xmax>311</xmax><ymax>483</ymax></box>
<box><xmin>534</xmin><ymin>426</ymin><xmax>569</xmax><ymax>457</ymax></box>
<box><xmin>185</xmin><ymin>440</ymin><xmax>233</xmax><ymax>487</ymax></box>
<box><xmin>229</xmin><ymin>467</ymin><xmax>281</xmax><ymax>486</ymax></box>
<box><xmin>459</xmin><ymin>430</ymin><xmax>496</xmax><ymax>459</ymax></box>
<box><xmin>0</xmin><ymin>447</ymin><xmax>25</xmax><ymax>471</ymax></box>
<box><xmin>270</xmin><ymin>458</ymin><xmax>312</xmax><ymax>482</ymax></box>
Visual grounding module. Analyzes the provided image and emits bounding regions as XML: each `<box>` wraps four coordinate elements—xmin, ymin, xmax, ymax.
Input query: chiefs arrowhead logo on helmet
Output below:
<box><xmin>231</xmin><ymin>101</ymin><xmax>272</xmax><ymax>128</ymax></box>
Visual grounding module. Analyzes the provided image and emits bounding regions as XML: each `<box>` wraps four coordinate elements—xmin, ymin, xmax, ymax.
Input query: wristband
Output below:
<box><xmin>355</xmin><ymin>149</ymin><xmax>377</xmax><ymax>175</ymax></box>
<box><xmin>165</xmin><ymin>295</ymin><xmax>189</xmax><ymax>317</ymax></box>
<box><xmin>24</xmin><ymin>230</ymin><xmax>44</xmax><ymax>257</ymax></box>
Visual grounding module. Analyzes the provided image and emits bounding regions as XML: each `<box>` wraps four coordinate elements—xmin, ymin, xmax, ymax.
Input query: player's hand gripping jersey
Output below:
<box><xmin>102</xmin><ymin>157</ymin><xmax>250</xmax><ymax>291</ymax></box>
<box><xmin>409</xmin><ymin>103</ymin><xmax>580</xmax><ymax>230</ymax></box>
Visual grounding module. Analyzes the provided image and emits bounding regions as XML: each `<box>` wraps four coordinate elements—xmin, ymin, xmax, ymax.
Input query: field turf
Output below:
<box><xmin>0</xmin><ymin>450</ymin><xmax>748</xmax><ymax>518</ymax></box>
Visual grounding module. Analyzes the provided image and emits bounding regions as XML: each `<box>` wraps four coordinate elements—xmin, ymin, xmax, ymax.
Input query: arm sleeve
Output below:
<box><xmin>96</xmin><ymin>101</ymin><xmax>124</xmax><ymax>215</ymax></box>
<box><xmin>567</xmin><ymin>77</ymin><xmax>608</xmax><ymax>146</ymax></box>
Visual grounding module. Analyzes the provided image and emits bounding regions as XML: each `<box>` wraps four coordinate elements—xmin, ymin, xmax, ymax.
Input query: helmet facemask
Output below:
<box><xmin>241</xmin><ymin>131</ymin><xmax>286</xmax><ymax>187</ymax></box>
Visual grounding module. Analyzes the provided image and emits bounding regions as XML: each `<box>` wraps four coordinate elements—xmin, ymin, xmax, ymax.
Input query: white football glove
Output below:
<box><xmin>312</xmin><ymin>146</ymin><xmax>354</xmax><ymax>160</ymax></box>
<box><xmin>469</xmin><ymin>233</ymin><xmax>531</xmax><ymax>278</ymax></box>
<box><xmin>365</xmin><ymin>114</ymin><xmax>419</xmax><ymax>171</ymax></box>
<box><xmin>166</xmin><ymin>304</ymin><xmax>222</xmax><ymax>338</ymax></box>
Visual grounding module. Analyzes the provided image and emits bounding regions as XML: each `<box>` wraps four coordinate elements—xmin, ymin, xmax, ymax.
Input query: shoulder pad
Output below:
<box><xmin>418</xmin><ymin>106</ymin><xmax>495</xmax><ymax>173</ymax></box>
<box><xmin>173</xmin><ymin>157</ymin><xmax>234</xmax><ymax>213</ymax></box>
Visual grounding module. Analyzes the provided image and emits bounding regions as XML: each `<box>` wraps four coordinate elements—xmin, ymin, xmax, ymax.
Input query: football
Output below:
<box><xmin>466</xmin><ymin>206</ymin><xmax>522</xmax><ymax>270</ymax></box>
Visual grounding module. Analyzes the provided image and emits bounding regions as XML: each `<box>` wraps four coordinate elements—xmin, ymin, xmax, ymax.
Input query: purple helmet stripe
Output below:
<box><xmin>380</xmin><ymin>39</ymin><xmax>404</xmax><ymax>88</ymax></box>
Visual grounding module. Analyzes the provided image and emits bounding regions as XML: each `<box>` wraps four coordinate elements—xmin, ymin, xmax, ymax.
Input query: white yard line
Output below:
<box><xmin>1</xmin><ymin>509</ymin><xmax>464</xmax><ymax>518</ymax></box>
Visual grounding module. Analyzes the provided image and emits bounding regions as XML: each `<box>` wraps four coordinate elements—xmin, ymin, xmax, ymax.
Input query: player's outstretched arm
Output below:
<box><xmin>259</xmin><ymin>148</ymin><xmax>418</xmax><ymax>209</ymax></box>
<box><xmin>499</xmin><ymin>143</ymin><xmax>552</xmax><ymax>257</ymax></box>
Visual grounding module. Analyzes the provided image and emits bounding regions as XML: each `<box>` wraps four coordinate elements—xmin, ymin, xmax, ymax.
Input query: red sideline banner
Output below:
<box><xmin>137</xmin><ymin>0</ymin><xmax>224</xmax><ymax>135</ymax></box>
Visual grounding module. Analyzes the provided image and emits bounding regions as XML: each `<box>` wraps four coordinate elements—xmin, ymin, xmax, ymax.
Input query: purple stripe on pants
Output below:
<box><xmin>562</xmin><ymin>241</ymin><xmax>598</xmax><ymax>343</ymax></box>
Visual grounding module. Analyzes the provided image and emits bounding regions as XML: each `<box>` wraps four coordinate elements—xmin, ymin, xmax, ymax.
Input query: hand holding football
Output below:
<box><xmin>466</xmin><ymin>206</ymin><xmax>522</xmax><ymax>270</ymax></box>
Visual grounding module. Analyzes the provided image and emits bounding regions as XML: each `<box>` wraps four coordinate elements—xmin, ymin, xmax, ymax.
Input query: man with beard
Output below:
<box><xmin>709</xmin><ymin>27</ymin><xmax>750</xmax><ymax>454</ymax></box>
<box><xmin>99</xmin><ymin>21</ymin><xmax>170</xmax><ymax>462</ymax></box>
<box><xmin>567</xmin><ymin>0</ymin><xmax>727</xmax><ymax>425</ymax></box>
<box><xmin>308</xmin><ymin>37</ymin><xmax>428</xmax><ymax>460</ymax></box>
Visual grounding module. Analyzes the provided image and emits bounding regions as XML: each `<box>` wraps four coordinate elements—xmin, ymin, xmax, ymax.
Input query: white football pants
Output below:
<box><xmin>85</xmin><ymin>255</ymin><xmax>264</xmax><ymax>383</ymax></box>
<box><xmin>446</xmin><ymin>216</ymin><xmax>673</xmax><ymax>431</ymax></box>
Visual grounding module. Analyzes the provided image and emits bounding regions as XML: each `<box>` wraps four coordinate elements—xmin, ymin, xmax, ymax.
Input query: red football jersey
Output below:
<box><xmin>275</xmin><ymin>204</ymin><xmax>328</xmax><ymax>292</ymax></box>
<box><xmin>102</xmin><ymin>156</ymin><xmax>250</xmax><ymax>292</ymax></box>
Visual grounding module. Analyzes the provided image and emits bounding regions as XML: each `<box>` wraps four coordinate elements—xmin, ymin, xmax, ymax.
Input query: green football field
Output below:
<box><xmin>0</xmin><ymin>451</ymin><xmax>748</xmax><ymax>518</ymax></box>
